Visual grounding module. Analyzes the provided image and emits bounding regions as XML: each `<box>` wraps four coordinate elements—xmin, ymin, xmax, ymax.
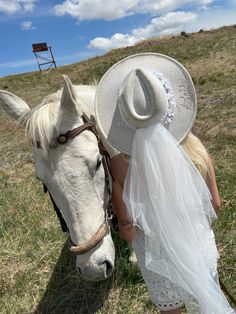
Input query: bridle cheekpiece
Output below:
<box><xmin>43</xmin><ymin>112</ymin><xmax>113</xmax><ymax>255</ymax></box>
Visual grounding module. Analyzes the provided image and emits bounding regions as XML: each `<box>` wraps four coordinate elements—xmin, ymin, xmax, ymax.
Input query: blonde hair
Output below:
<box><xmin>181</xmin><ymin>132</ymin><xmax>209</xmax><ymax>180</ymax></box>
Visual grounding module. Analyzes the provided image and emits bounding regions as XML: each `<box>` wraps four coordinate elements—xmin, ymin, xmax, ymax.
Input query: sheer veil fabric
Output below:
<box><xmin>123</xmin><ymin>124</ymin><xmax>234</xmax><ymax>314</ymax></box>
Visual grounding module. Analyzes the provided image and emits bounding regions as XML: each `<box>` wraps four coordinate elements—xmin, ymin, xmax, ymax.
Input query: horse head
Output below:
<box><xmin>0</xmin><ymin>76</ymin><xmax>115</xmax><ymax>281</ymax></box>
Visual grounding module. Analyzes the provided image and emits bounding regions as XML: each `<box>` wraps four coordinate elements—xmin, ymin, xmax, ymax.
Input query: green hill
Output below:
<box><xmin>0</xmin><ymin>25</ymin><xmax>235</xmax><ymax>313</ymax></box>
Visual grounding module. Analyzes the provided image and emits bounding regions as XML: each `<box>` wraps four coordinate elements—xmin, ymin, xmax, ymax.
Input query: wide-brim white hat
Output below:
<box><xmin>95</xmin><ymin>53</ymin><xmax>197</xmax><ymax>155</ymax></box>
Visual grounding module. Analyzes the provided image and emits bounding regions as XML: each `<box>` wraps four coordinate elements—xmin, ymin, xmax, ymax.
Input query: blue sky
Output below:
<box><xmin>0</xmin><ymin>0</ymin><xmax>235</xmax><ymax>77</ymax></box>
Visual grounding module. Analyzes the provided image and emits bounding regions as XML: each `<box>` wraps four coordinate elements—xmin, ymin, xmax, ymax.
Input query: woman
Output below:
<box><xmin>110</xmin><ymin>132</ymin><xmax>220</xmax><ymax>314</ymax></box>
<box><xmin>95</xmin><ymin>53</ymin><xmax>234</xmax><ymax>313</ymax></box>
<box><xmin>111</xmin><ymin>132</ymin><xmax>221</xmax><ymax>240</ymax></box>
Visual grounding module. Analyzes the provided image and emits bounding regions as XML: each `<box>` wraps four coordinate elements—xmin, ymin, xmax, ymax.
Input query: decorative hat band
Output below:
<box><xmin>153</xmin><ymin>71</ymin><xmax>176</xmax><ymax>126</ymax></box>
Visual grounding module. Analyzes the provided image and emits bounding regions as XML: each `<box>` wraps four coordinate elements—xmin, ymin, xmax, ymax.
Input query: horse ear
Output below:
<box><xmin>61</xmin><ymin>75</ymin><xmax>81</xmax><ymax>114</ymax></box>
<box><xmin>0</xmin><ymin>90</ymin><xmax>30</xmax><ymax>121</ymax></box>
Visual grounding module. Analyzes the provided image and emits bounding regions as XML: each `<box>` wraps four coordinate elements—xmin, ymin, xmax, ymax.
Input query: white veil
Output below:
<box><xmin>123</xmin><ymin>123</ymin><xmax>234</xmax><ymax>314</ymax></box>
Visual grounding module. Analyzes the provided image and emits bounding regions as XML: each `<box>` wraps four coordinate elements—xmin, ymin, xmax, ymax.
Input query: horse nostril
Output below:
<box><xmin>102</xmin><ymin>260</ymin><xmax>113</xmax><ymax>277</ymax></box>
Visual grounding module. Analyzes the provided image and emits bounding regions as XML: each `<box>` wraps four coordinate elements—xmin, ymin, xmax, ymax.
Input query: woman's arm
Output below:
<box><xmin>206</xmin><ymin>157</ymin><xmax>221</xmax><ymax>216</ymax></box>
<box><xmin>110</xmin><ymin>154</ymin><xmax>135</xmax><ymax>243</ymax></box>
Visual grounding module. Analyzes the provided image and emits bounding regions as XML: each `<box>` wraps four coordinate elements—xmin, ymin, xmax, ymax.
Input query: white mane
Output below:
<box><xmin>21</xmin><ymin>85</ymin><xmax>96</xmax><ymax>152</ymax></box>
<box><xmin>21</xmin><ymin>90</ymin><xmax>62</xmax><ymax>151</ymax></box>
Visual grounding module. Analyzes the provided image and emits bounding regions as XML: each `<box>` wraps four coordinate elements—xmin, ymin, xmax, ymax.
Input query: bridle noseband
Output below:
<box><xmin>43</xmin><ymin>112</ymin><xmax>113</xmax><ymax>255</ymax></box>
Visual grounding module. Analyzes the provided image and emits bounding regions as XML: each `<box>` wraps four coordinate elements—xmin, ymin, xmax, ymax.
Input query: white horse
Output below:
<box><xmin>0</xmin><ymin>76</ymin><xmax>115</xmax><ymax>281</ymax></box>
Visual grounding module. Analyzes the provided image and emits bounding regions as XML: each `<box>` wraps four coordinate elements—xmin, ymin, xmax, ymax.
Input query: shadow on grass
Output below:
<box><xmin>35</xmin><ymin>238</ymin><xmax>113</xmax><ymax>314</ymax></box>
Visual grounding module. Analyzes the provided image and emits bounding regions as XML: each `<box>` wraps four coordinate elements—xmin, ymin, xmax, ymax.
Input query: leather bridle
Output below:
<box><xmin>43</xmin><ymin>112</ymin><xmax>114</xmax><ymax>255</ymax></box>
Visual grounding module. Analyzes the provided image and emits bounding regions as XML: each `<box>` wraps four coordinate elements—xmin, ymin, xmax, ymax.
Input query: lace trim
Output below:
<box><xmin>153</xmin><ymin>70</ymin><xmax>176</xmax><ymax>126</ymax></box>
<box><xmin>157</xmin><ymin>300</ymin><xmax>183</xmax><ymax>311</ymax></box>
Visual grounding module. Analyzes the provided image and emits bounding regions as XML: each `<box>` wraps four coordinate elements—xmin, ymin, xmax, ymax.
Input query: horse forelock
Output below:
<box><xmin>21</xmin><ymin>90</ymin><xmax>62</xmax><ymax>152</ymax></box>
<box><xmin>21</xmin><ymin>84</ymin><xmax>97</xmax><ymax>155</ymax></box>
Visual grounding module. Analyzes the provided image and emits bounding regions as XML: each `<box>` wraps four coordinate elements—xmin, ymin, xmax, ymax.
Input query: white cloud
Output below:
<box><xmin>0</xmin><ymin>0</ymin><xmax>36</xmax><ymax>15</ymax></box>
<box><xmin>140</xmin><ymin>0</ymin><xmax>213</xmax><ymax>15</ymax></box>
<box><xmin>89</xmin><ymin>33</ymin><xmax>138</xmax><ymax>50</ymax></box>
<box><xmin>53</xmin><ymin>0</ymin><xmax>214</xmax><ymax>21</ymax></box>
<box><xmin>53</xmin><ymin>0</ymin><xmax>139</xmax><ymax>21</ymax></box>
<box><xmin>133</xmin><ymin>11</ymin><xmax>197</xmax><ymax>38</ymax></box>
<box><xmin>187</xmin><ymin>5</ymin><xmax>236</xmax><ymax>31</ymax></box>
<box><xmin>21</xmin><ymin>20</ymin><xmax>36</xmax><ymax>30</ymax></box>
<box><xmin>89</xmin><ymin>11</ymin><xmax>197</xmax><ymax>50</ymax></box>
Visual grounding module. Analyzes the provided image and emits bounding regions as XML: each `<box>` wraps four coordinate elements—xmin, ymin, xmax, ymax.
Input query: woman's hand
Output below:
<box><xmin>118</xmin><ymin>219</ymin><xmax>135</xmax><ymax>243</ymax></box>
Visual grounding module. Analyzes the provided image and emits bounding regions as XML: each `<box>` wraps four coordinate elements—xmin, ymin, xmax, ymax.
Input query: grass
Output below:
<box><xmin>0</xmin><ymin>25</ymin><xmax>235</xmax><ymax>313</ymax></box>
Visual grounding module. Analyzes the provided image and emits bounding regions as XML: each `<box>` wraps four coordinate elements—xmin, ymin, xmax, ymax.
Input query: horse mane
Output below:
<box><xmin>21</xmin><ymin>90</ymin><xmax>62</xmax><ymax>152</ymax></box>
<box><xmin>20</xmin><ymin>84</ymin><xmax>97</xmax><ymax>153</ymax></box>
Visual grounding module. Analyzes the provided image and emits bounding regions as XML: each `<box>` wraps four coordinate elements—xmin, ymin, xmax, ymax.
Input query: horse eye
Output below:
<box><xmin>96</xmin><ymin>157</ymin><xmax>102</xmax><ymax>171</ymax></box>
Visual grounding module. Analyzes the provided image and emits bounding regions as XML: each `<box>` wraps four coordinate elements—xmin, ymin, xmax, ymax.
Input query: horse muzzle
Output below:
<box><xmin>77</xmin><ymin>257</ymin><xmax>114</xmax><ymax>281</ymax></box>
<box><xmin>75</xmin><ymin>232</ymin><xmax>115</xmax><ymax>281</ymax></box>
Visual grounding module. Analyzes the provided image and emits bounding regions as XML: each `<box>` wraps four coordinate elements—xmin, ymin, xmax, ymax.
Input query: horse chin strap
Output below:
<box><xmin>43</xmin><ymin>112</ymin><xmax>113</xmax><ymax>255</ymax></box>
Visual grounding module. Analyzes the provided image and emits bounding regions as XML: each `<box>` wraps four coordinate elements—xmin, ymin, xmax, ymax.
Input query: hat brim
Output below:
<box><xmin>95</xmin><ymin>53</ymin><xmax>197</xmax><ymax>155</ymax></box>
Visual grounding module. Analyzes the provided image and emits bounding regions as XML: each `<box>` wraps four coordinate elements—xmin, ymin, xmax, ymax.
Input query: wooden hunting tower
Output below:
<box><xmin>32</xmin><ymin>42</ymin><xmax>57</xmax><ymax>72</ymax></box>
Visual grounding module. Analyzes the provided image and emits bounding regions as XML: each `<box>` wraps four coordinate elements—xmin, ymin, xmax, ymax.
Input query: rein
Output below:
<box><xmin>43</xmin><ymin>112</ymin><xmax>113</xmax><ymax>255</ymax></box>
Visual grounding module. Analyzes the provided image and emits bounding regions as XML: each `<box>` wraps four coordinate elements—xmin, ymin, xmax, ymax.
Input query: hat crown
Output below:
<box><xmin>133</xmin><ymin>74</ymin><xmax>151</xmax><ymax>115</ymax></box>
<box><xmin>118</xmin><ymin>68</ymin><xmax>168</xmax><ymax>129</ymax></box>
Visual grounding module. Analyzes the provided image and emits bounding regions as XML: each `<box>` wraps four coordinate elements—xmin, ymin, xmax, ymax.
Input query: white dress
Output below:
<box><xmin>120</xmin><ymin>150</ymin><xmax>220</xmax><ymax>312</ymax></box>
<box><xmin>132</xmin><ymin>226</ymin><xmax>219</xmax><ymax>313</ymax></box>
<box><xmin>107</xmin><ymin>124</ymin><xmax>233</xmax><ymax>313</ymax></box>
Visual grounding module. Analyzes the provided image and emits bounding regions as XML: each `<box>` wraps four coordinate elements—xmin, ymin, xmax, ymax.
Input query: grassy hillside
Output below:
<box><xmin>0</xmin><ymin>25</ymin><xmax>235</xmax><ymax>313</ymax></box>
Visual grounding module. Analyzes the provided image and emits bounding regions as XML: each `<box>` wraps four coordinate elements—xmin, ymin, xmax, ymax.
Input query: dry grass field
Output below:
<box><xmin>0</xmin><ymin>25</ymin><xmax>235</xmax><ymax>313</ymax></box>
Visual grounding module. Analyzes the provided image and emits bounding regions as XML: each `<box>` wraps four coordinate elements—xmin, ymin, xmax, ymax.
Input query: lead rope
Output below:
<box><xmin>70</xmin><ymin>223</ymin><xmax>107</xmax><ymax>255</ymax></box>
